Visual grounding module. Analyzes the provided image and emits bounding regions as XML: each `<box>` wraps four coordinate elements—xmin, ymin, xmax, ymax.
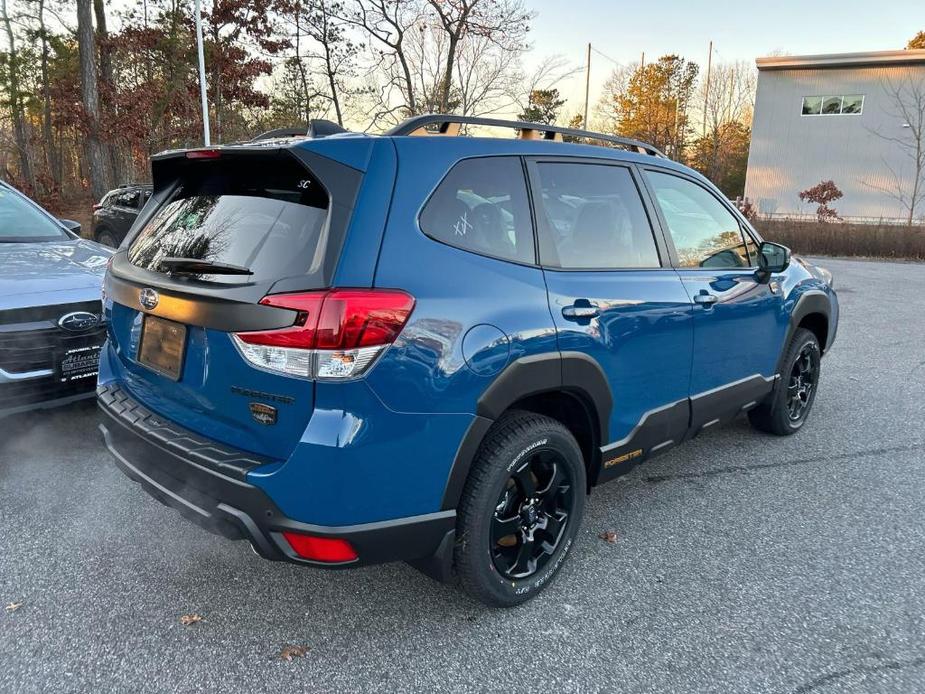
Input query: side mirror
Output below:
<box><xmin>757</xmin><ymin>241</ymin><xmax>790</xmax><ymax>278</ymax></box>
<box><xmin>59</xmin><ymin>218</ymin><xmax>82</xmax><ymax>235</ymax></box>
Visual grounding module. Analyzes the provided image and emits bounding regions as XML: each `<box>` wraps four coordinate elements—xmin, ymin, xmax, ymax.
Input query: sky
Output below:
<box><xmin>84</xmin><ymin>0</ymin><xmax>923</xmax><ymax>126</ymax></box>
<box><xmin>526</xmin><ymin>0</ymin><xmax>923</xmax><ymax>116</ymax></box>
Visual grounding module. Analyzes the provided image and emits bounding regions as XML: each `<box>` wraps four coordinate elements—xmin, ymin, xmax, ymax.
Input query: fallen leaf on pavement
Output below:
<box><xmin>278</xmin><ymin>645</ymin><xmax>310</xmax><ymax>661</ymax></box>
<box><xmin>5</xmin><ymin>603</ymin><xmax>22</xmax><ymax>613</ymax></box>
<box><xmin>598</xmin><ymin>530</ymin><xmax>618</xmax><ymax>544</ymax></box>
<box><xmin>179</xmin><ymin>614</ymin><xmax>204</xmax><ymax>626</ymax></box>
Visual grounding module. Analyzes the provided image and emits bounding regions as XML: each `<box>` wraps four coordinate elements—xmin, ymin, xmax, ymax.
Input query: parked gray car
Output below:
<box><xmin>0</xmin><ymin>180</ymin><xmax>113</xmax><ymax>417</ymax></box>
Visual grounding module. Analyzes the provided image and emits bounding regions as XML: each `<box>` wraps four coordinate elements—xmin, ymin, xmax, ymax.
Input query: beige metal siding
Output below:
<box><xmin>745</xmin><ymin>64</ymin><xmax>925</xmax><ymax>221</ymax></box>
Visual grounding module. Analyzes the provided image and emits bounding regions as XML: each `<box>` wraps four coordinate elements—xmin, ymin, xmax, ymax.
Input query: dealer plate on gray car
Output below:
<box><xmin>56</xmin><ymin>344</ymin><xmax>103</xmax><ymax>383</ymax></box>
<box><xmin>138</xmin><ymin>315</ymin><xmax>186</xmax><ymax>381</ymax></box>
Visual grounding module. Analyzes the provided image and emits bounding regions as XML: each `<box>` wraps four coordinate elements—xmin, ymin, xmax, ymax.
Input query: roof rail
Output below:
<box><xmin>385</xmin><ymin>114</ymin><xmax>666</xmax><ymax>158</ymax></box>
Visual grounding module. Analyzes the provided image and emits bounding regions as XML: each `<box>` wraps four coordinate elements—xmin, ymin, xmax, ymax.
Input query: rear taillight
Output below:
<box><xmin>93</xmin><ymin>203</ymin><xmax>102</xmax><ymax>211</ymax></box>
<box><xmin>233</xmin><ymin>289</ymin><xmax>414</xmax><ymax>380</ymax></box>
<box><xmin>282</xmin><ymin>532</ymin><xmax>358</xmax><ymax>563</ymax></box>
<box><xmin>186</xmin><ymin>148</ymin><xmax>222</xmax><ymax>159</ymax></box>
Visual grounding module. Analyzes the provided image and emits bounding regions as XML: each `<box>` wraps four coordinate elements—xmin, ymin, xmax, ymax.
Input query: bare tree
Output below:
<box><xmin>303</xmin><ymin>1</ymin><xmax>357</xmax><ymax>125</ymax></box>
<box><xmin>343</xmin><ymin>0</ymin><xmax>427</xmax><ymax>119</ymax></box>
<box><xmin>594</xmin><ymin>61</ymin><xmax>639</xmax><ymax>133</ymax></box>
<box><xmin>513</xmin><ymin>54</ymin><xmax>578</xmax><ymax>119</ymax></box>
<box><xmin>1</xmin><ymin>0</ymin><xmax>37</xmax><ymax>194</ymax></box>
<box><xmin>93</xmin><ymin>0</ymin><xmax>121</xmax><ymax>186</ymax></box>
<box><xmin>697</xmin><ymin>61</ymin><xmax>756</xmax><ymax>134</ymax></box>
<box><xmin>426</xmin><ymin>0</ymin><xmax>531</xmax><ymax>113</ymax></box>
<box><xmin>453</xmin><ymin>33</ymin><xmax>522</xmax><ymax>116</ymax></box>
<box><xmin>347</xmin><ymin>0</ymin><xmax>532</xmax><ymax>127</ymax></box>
<box><xmin>33</xmin><ymin>0</ymin><xmax>61</xmax><ymax>191</ymax></box>
<box><xmin>865</xmin><ymin>76</ymin><xmax>925</xmax><ymax>226</ymax></box>
<box><xmin>76</xmin><ymin>0</ymin><xmax>106</xmax><ymax>200</ymax></box>
<box><xmin>690</xmin><ymin>61</ymin><xmax>756</xmax><ymax>186</ymax></box>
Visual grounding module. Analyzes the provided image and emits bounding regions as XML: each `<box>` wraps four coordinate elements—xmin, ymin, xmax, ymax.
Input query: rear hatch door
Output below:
<box><xmin>105</xmin><ymin>145</ymin><xmax>363</xmax><ymax>460</ymax></box>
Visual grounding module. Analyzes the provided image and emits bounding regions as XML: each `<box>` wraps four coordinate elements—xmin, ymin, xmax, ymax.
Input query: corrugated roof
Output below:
<box><xmin>757</xmin><ymin>49</ymin><xmax>925</xmax><ymax>71</ymax></box>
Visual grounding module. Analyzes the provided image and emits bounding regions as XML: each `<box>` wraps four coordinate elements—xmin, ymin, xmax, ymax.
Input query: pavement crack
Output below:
<box><xmin>645</xmin><ymin>443</ymin><xmax>925</xmax><ymax>484</ymax></box>
<box><xmin>791</xmin><ymin>654</ymin><xmax>925</xmax><ymax>693</ymax></box>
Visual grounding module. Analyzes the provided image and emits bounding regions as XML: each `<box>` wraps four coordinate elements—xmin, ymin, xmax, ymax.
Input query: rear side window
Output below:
<box><xmin>419</xmin><ymin>157</ymin><xmax>534</xmax><ymax>264</ymax></box>
<box><xmin>128</xmin><ymin>156</ymin><xmax>329</xmax><ymax>284</ymax></box>
<box><xmin>645</xmin><ymin>171</ymin><xmax>752</xmax><ymax>269</ymax></box>
<box><xmin>535</xmin><ymin>162</ymin><xmax>660</xmax><ymax>269</ymax></box>
<box><xmin>118</xmin><ymin>190</ymin><xmax>141</xmax><ymax>208</ymax></box>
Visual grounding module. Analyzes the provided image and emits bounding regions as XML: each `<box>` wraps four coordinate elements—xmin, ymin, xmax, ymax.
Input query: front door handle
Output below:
<box><xmin>693</xmin><ymin>293</ymin><xmax>718</xmax><ymax>306</ymax></box>
<box><xmin>562</xmin><ymin>304</ymin><xmax>600</xmax><ymax>320</ymax></box>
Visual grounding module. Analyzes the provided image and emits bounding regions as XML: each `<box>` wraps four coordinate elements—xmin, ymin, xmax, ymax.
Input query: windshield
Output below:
<box><xmin>127</xmin><ymin>156</ymin><xmax>329</xmax><ymax>284</ymax></box>
<box><xmin>0</xmin><ymin>186</ymin><xmax>68</xmax><ymax>242</ymax></box>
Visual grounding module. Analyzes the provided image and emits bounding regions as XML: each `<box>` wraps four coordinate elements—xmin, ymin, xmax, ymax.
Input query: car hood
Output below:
<box><xmin>0</xmin><ymin>239</ymin><xmax>114</xmax><ymax>311</ymax></box>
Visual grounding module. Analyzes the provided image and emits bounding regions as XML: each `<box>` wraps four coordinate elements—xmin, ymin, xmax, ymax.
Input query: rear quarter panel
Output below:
<box><xmin>367</xmin><ymin>140</ymin><xmax>559</xmax><ymax>416</ymax></box>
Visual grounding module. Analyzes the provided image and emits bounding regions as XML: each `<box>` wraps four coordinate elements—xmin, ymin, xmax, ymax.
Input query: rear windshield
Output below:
<box><xmin>127</xmin><ymin>155</ymin><xmax>329</xmax><ymax>284</ymax></box>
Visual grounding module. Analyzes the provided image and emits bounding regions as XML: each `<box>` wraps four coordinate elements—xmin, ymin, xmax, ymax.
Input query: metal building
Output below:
<box><xmin>745</xmin><ymin>49</ymin><xmax>925</xmax><ymax>222</ymax></box>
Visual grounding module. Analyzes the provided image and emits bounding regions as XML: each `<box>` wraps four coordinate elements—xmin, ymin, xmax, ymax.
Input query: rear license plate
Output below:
<box><xmin>138</xmin><ymin>315</ymin><xmax>187</xmax><ymax>380</ymax></box>
<box><xmin>56</xmin><ymin>344</ymin><xmax>103</xmax><ymax>383</ymax></box>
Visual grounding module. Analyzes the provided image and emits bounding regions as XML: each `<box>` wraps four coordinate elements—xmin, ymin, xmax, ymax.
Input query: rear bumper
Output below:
<box><xmin>98</xmin><ymin>383</ymin><xmax>456</xmax><ymax>571</ymax></box>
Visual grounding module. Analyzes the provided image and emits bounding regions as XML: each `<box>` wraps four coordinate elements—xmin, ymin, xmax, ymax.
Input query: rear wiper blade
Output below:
<box><xmin>158</xmin><ymin>257</ymin><xmax>253</xmax><ymax>276</ymax></box>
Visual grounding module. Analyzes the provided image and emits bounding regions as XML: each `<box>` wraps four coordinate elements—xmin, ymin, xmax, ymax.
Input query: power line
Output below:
<box><xmin>590</xmin><ymin>46</ymin><xmax>623</xmax><ymax>66</ymax></box>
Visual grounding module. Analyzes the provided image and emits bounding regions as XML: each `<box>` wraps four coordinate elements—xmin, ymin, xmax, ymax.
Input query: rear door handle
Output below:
<box><xmin>694</xmin><ymin>293</ymin><xmax>718</xmax><ymax>306</ymax></box>
<box><xmin>562</xmin><ymin>304</ymin><xmax>600</xmax><ymax>319</ymax></box>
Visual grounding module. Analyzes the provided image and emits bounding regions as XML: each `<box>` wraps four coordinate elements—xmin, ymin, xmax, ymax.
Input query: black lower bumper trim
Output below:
<box><xmin>99</xmin><ymin>398</ymin><xmax>456</xmax><ymax>571</ymax></box>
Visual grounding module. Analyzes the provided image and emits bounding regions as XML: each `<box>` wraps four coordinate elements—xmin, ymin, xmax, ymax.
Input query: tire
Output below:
<box><xmin>748</xmin><ymin>328</ymin><xmax>822</xmax><ymax>436</ymax></box>
<box><xmin>95</xmin><ymin>228</ymin><xmax>118</xmax><ymax>248</ymax></box>
<box><xmin>454</xmin><ymin>410</ymin><xmax>586</xmax><ymax>607</ymax></box>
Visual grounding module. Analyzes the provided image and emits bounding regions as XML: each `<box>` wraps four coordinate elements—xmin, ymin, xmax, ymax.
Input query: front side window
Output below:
<box><xmin>419</xmin><ymin>157</ymin><xmax>534</xmax><ymax>264</ymax></box>
<box><xmin>0</xmin><ymin>186</ymin><xmax>67</xmax><ymax>242</ymax></box>
<box><xmin>645</xmin><ymin>171</ymin><xmax>752</xmax><ymax>269</ymax></box>
<box><xmin>534</xmin><ymin>163</ymin><xmax>660</xmax><ymax>269</ymax></box>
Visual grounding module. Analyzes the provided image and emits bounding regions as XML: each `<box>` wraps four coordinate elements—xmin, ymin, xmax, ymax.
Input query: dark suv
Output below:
<box><xmin>92</xmin><ymin>183</ymin><xmax>152</xmax><ymax>247</ymax></box>
<box><xmin>97</xmin><ymin>116</ymin><xmax>838</xmax><ymax>606</ymax></box>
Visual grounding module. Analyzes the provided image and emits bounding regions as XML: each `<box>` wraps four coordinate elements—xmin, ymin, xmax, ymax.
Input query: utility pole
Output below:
<box><xmin>194</xmin><ymin>0</ymin><xmax>211</xmax><ymax>145</ymax></box>
<box><xmin>583</xmin><ymin>42</ymin><xmax>591</xmax><ymax>128</ymax></box>
<box><xmin>640</xmin><ymin>51</ymin><xmax>645</xmax><ymax>69</ymax></box>
<box><xmin>702</xmin><ymin>40</ymin><xmax>713</xmax><ymax>137</ymax></box>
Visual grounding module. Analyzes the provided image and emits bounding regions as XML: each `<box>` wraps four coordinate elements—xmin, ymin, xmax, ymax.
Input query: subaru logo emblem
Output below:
<box><xmin>58</xmin><ymin>311</ymin><xmax>100</xmax><ymax>332</ymax></box>
<box><xmin>139</xmin><ymin>288</ymin><xmax>159</xmax><ymax>311</ymax></box>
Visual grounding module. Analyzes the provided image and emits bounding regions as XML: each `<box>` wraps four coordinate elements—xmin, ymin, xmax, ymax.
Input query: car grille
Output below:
<box><xmin>0</xmin><ymin>300</ymin><xmax>102</xmax><ymax>326</ymax></box>
<box><xmin>0</xmin><ymin>301</ymin><xmax>105</xmax><ymax>374</ymax></box>
<box><xmin>0</xmin><ymin>300</ymin><xmax>106</xmax><ymax>411</ymax></box>
<box><xmin>0</xmin><ymin>328</ymin><xmax>106</xmax><ymax>373</ymax></box>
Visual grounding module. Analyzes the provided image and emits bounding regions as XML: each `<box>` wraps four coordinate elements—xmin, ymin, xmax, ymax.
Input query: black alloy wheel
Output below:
<box><xmin>454</xmin><ymin>410</ymin><xmax>586</xmax><ymax>607</ymax></box>
<box><xmin>96</xmin><ymin>228</ymin><xmax>118</xmax><ymax>248</ymax></box>
<box><xmin>490</xmin><ymin>450</ymin><xmax>573</xmax><ymax>580</ymax></box>
<box><xmin>748</xmin><ymin>328</ymin><xmax>822</xmax><ymax>436</ymax></box>
<box><xmin>786</xmin><ymin>343</ymin><xmax>819</xmax><ymax>422</ymax></box>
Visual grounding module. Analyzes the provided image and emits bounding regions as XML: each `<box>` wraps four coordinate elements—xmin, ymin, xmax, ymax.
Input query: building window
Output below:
<box><xmin>801</xmin><ymin>95</ymin><xmax>864</xmax><ymax>116</ymax></box>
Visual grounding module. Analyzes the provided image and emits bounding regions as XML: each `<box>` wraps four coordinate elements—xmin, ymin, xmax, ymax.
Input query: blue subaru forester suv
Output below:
<box><xmin>98</xmin><ymin>115</ymin><xmax>838</xmax><ymax>606</ymax></box>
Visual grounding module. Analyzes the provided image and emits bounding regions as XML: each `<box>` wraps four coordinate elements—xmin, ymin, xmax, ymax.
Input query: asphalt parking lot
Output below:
<box><xmin>1</xmin><ymin>257</ymin><xmax>923</xmax><ymax>693</ymax></box>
